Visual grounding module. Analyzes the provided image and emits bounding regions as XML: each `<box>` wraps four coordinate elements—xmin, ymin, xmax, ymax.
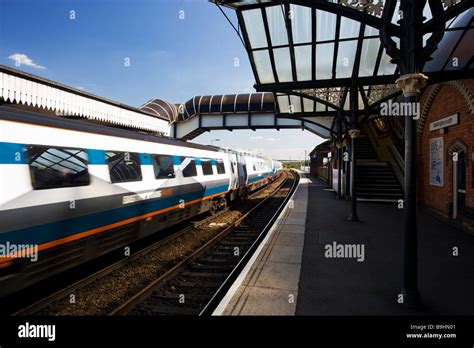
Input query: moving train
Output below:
<box><xmin>0</xmin><ymin>106</ymin><xmax>283</xmax><ymax>297</ymax></box>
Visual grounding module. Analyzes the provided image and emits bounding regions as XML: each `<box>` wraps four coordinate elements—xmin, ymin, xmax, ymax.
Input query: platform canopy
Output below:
<box><xmin>213</xmin><ymin>0</ymin><xmax>473</xmax><ymax>134</ymax></box>
<box><xmin>0</xmin><ymin>65</ymin><xmax>170</xmax><ymax>135</ymax></box>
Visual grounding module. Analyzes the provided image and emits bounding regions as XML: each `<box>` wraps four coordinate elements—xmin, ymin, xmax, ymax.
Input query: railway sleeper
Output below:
<box><xmin>224</xmin><ymin>234</ymin><xmax>258</xmax><ymax>240</ymax></box>
<box><xmin>212</xmin><ymin>250</ymin><xmax>239</xmax><ymax>257</ymax></box>
<box><xmin>172</xmin><ymin>280</ymin><xmax>223</xmax><ymax>288</ymax></box>
<box><xmin>189</xmin><ymin>263</ymin><xmax>233</xmax><ymax>271</ymax></box>
<box><xmin>229</xmin><ymin>231</ymin><xmax>260</xmax><ymax>237</ymax></box>
<box><xmin>164</xmin><ymin>283</ymin><xmax>221</xmax><ymax>296</ymax></box>
<box><xmin>219</xmin><ymin>240</ymin><xmax>253</xmax><ymax>246</ymax></box>
<box><xmin>136</xmin><ymin>303</ymin><xmax>200</xmax><ymax>316</ymax></box>
<box><xmin>232</xmin><ymin>228</ymin><xmax>258</xmax><ymax>234</ymax></box>
<box><xmin>180</xmin><ymin>271</ymin><xmax>228</xmax><ymax>278</ymax></box>
<box><xmin>215</xmin><ymin>245</ymin><xmax>242</xmax><ymax>250</ymax></box>
<box><xmin>198</xmin><ymin>257</ymin><xmax>233</xmax><ymax>264</ymax></box>
<box><xmin>151</xmin><ymin>293</ymin><xmax>204</xmax><ymax>302</ymax></box>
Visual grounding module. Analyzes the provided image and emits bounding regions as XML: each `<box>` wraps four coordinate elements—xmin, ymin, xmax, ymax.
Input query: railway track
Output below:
<box><xmin>112</xmin><ymin>170</ymin><xmax>298</xmax><ymax>316</ymax></box>
<box><xmin>13</xmin><ymin>171</ymin><xmax>295</xmax><ymax>316</ymax></box>
<box><xmin>12</xmin><ymin>209</ymin><xmax>228</xmax><ymax>316</ymax></box>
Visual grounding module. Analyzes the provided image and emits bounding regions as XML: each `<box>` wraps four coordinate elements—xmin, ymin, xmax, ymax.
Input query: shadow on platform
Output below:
<box><xmin>296</xmin><ymin>175</ymin><xmax>474</xmax><ymax>315</ymax></box>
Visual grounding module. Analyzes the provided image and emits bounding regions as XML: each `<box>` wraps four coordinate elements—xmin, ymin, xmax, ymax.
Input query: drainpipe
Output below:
<box><xmin>453</xmin><ymin>161</ymin><xmax>457</xmax><ymax>219</ymax></box>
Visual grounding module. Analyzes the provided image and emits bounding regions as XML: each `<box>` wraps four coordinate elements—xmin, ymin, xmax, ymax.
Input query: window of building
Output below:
<box><xmin>152</xmin><ymin>154</ymin><xmax>175</xmax><ymax>179</ymax></box>
<box><xmin>106</xmin><ymin>151</ymin><xmax>142</xmax><ymax>183</ymax></box>
<box><xmin>216</xmin><ymin>159</ymin><xmax>226</xmax><ymax>174</ymax></box>
<box><xmin>181</xmin><ymin>157</ymin><xmax>197</xmax><ymax>177</ymax></box>
<box><xmin>27</xmin><ymin>145</ymin><xmax>90</xmax><ymax>189</ymax></box>
<box><xmin>201</xmin><ymin>159</ymin><xmax>214</xmax><ymax>176</ymax></box>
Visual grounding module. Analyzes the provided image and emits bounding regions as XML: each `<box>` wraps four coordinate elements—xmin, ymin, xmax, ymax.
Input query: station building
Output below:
<box><xmin>309</xmin><ymin>79</ymin><xmax>474</xmax><ymax>231</ymax></box>
<box><xmin>418</xmin><ymin>79</ymin><xmax>474</xmax><ymax>230</ymax></box>
<box><xmin>309</xmin><ymin>140</ymin><xmax>332</xmax><ymax>184</ymax></box>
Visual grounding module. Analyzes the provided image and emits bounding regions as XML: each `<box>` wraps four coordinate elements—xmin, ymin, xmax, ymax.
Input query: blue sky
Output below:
<box><xmin>0</xmin><ymin>0</ymin><xmax>324</xmax><ymax>159</ymax></box>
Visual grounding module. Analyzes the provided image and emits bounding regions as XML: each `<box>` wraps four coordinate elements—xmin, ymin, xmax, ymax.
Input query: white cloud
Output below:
<box><xmin>8</xmin><ymin>53</ymin><xmax>46</xmax><ymax>69</ymax></box>
<box><xmin>76</xmin><ymin>86</ymin><xmax>85</xmax><ymax>90</ymax></box>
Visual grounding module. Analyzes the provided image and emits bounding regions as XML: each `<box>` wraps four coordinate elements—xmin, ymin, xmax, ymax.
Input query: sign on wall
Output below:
<box><xmin>429</xmin><ymin>137</ymin><xmax>444</xmax><ymax>187</ymax></box>
<box><xmin>429</xmin><ymin>113</ymin><xmax>458</xmax><ymax>132</ymax></box>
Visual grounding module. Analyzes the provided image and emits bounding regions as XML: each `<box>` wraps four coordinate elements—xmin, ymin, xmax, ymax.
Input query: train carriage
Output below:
<box><xmin>0</xmin><ymin>106</ymin><xmax>282</xmax><ymax>296</ymax></box>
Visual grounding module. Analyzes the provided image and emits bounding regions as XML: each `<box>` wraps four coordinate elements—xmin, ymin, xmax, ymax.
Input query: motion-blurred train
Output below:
<box><xmin>0</xmin><ymin>106</ymin><xmax>283</xmax><ymax>297</ymax></box>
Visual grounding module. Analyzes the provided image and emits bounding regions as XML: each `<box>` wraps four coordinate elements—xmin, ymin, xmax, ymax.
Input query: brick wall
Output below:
<box><xmin>418</xmin><ymin>79</ymin><xmax>474</xmax><ymax>219</ymax></box>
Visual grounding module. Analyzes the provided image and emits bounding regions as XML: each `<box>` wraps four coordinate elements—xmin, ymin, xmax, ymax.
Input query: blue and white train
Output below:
<box><xmin>0</xmin><ymin>106</ymin><xmax>282</xmax><ymax>296</ymax></box>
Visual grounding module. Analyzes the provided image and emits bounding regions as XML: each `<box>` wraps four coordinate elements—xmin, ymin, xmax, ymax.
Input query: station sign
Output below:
<box><xmin>429</xmin><ymin>113</ymin><xmax>458</xmax><ymax>132</ymax></box>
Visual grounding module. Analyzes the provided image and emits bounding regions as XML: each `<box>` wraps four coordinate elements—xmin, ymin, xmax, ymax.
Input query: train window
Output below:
<box><xmin>106</xmin><ymin>151</ymin><xmax>142</xmax><ymax>183</ymax></box>
<box><xmin>181</xmin><ymin>157</ymin><xmax>197</xmax><ymax>177</ymax></box>
<box><xmin>27</xmin><ymin>146</ymin><xmax>90</xmax><ymax>190</ymax></box>
<box><xmin>152</xmin><ymin>154</ymin><xmax>175</xmax><ymax>179</ymax></box>
<box><xmin>201</xmin><ymin>159</ymin><xmax>213</xmax><ymax>176</ymax></box>
<box><xmin>216</xmin><ymin>160</ymin><xmax>226</xmax><ymax>174</ymax></box>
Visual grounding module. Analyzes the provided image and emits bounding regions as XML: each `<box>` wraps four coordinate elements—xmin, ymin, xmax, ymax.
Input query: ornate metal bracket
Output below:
<box><xmin>340</xmin><ymin>0</ymin><xmax>384</xmax><ymax>16</ymax></box>
<box><xmin>395</xmin><ymin>73</ymin><xmax>429</xmax><ymax>97</ymax></box>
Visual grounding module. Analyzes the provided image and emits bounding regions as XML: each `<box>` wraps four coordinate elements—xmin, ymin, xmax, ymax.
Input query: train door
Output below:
<box><xmin>236</xmin><ymin>153</ymin><xmax>248</xmax><ymax>186</ymax></box>
<box><xmin>229</xmin><ymin>154</ymin><xmax>239</xmax><ymax>190</ymax></box>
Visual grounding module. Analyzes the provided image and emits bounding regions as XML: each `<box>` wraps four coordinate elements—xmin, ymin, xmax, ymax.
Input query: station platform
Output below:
<box><xmin>214</xmin><ymin>171</ymin><xmax>309</xmax><ymax>315</ymax></box>
<box><xmin>215</xmin><ymin>173</ymin><xmax>474</xmax><ymax>315</ymax></box>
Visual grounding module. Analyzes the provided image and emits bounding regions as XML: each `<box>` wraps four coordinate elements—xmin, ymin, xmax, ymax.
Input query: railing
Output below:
<box><xmin>363</xmin><ymin>119</ymin><xmax>405</xmax><ymax>191</ymax></box>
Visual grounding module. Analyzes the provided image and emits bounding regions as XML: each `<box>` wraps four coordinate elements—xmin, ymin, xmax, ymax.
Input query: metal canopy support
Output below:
<box><xmin>348</xmin><ymin>85</ymin><xmax>359</xmax><ymax>222</ymax></box>
<box><xmin>336</xmin><ymin>113</ymin><xmax>343</xmax><ymax>200</ymax></box>
<box><xmin>398</xmin><ymin>0</ymin><xmax>424</xmax><ymax>307</ymax></box>
<box><xmin>384</xmin><ymin>0</ymin><xmax>442</xmax><ymax>308</ymax></box>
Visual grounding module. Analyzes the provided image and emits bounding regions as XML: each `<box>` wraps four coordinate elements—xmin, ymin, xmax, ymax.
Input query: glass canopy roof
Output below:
<box><xmin>242</xmin><ymin>5</ymin><xmax>397</xmax><ymax>84</ymax></box>
<box><xmin>214</xmin><ymin>0</ymin><xmax>473</xmax><ymax>135</ymax></box>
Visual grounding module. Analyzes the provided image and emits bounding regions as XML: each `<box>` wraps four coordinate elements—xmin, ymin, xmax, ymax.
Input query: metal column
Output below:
<box><xmin>348</xmin><ymin>87</ymin><xmax>359</xmax><ymax>222</ymax></box>
<box><xmin>394</xmin><ymin>0</ymin><xmax>430</xmax><ymax>308</ymax></box>
<box><xmin>336</xmin><ymin>114</ymin><xmax>343</xmax><ymax>200</ymax></box>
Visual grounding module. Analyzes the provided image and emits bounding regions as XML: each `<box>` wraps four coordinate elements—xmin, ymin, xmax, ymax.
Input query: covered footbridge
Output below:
<box><xmin>141</xmin><ymin>93</ymin><xmax>335</xmax><ymax>140</ymax></box>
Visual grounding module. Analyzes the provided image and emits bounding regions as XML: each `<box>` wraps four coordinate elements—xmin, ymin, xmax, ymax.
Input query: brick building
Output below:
<box><xmin>418</xmin><ymin>79</ymin><xmax>474</xmax><ymax>230</ymax></box>
<box><xmin>307</xmin><ymin>79</ymin><xmax>474</xmax><ymax>232</ymax></box>
<box><xmin>309</xmin><ymin>140</ymin><xmax>332</xmax><ymax>183</ymax></box>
